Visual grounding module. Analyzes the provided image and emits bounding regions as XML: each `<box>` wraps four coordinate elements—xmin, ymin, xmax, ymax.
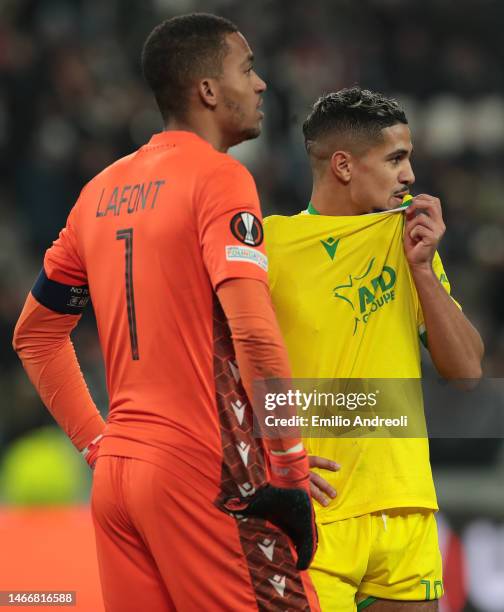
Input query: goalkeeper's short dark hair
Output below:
<box><xmin>303</xmin><ymin>87</ymin><xmax>408</xmax><ymax>155</ymax></box>
<box><xmin>142</xmin><ymin>13</ymin><xmax>238</xmax><ymax>123</ymax></box>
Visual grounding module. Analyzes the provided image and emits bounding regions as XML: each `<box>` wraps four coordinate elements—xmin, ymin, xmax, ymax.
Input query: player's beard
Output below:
<box><xmin>223</xmin><ymin>96</ymin><xmax>261</xmax><ymax>145</ymax></box>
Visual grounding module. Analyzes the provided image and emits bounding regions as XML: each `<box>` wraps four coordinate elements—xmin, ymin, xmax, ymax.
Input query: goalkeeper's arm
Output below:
<box><xmin>217</xmin><ymin>278</ymin><xmax>316</xmax><ymax>570</ymax></box>
<box><xmin>13</xmin><ymin>292</ymin><xmax>106</xmax><ymax>468</ymax></box>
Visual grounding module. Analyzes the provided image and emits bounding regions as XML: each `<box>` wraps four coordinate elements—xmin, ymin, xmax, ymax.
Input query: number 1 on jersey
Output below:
<box><xmin>116</xmin><ymin>228</ymin><xmax>139</xmax><ymax>360</ymax></box>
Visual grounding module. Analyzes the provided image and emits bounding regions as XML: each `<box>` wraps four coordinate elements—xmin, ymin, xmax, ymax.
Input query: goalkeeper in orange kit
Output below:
<box><xmin>13</xmin><ymin>14</ymin><xmax>320</xmax><ymax>612</ymax></box>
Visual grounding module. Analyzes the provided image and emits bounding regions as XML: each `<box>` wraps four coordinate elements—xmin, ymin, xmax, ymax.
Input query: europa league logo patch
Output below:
<box><xmin>230</xmin><ymin>212</ymin><xmax>264</xmax><ymax>246</ymax></box>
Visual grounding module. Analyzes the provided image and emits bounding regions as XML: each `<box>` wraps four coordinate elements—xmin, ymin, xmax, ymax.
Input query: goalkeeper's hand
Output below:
<box><xmin>224</xmin><ymin>447</ymin><xmax>317</xmax><ymax>570</ymax></box>
<box><xmin>81</xmin><ymin>434</ymin><xmax>103</xmax><ymax>469</ymax></box>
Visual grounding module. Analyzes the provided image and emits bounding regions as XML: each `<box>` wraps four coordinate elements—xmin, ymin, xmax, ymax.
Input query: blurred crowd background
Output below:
<box><xmin>1</xmin><ymin>1</ymin><xmax>503</xmax><ymax>609</ymax></box>
<box><xmin>3</xmin><ymin>0</ymin><xmax>504</xmax><ymax>461</ymax></box>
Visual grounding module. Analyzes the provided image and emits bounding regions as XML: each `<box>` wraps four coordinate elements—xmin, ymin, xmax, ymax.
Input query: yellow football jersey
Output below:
<box><xmin>264</xmin><ymin>207</ymin><xmax>454</xmax><ymax>522</ymax></box>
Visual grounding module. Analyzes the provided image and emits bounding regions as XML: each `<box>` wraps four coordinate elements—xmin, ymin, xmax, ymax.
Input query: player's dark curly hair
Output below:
<box><xmin>303</xmin><ymin>87</ymin><xmax>407</xmax><ymax>154</ymax></box>
<box><xmin>142</xmin><ymin>14</ymin><xmax>238</xmax><ymax>122</ymax></box>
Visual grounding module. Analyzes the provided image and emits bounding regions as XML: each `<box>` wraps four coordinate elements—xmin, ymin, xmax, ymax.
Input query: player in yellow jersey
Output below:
<box><xmin>264</xmin><ymin>88</ymin><xmax>484</xmax><ymax>611</ymax></box>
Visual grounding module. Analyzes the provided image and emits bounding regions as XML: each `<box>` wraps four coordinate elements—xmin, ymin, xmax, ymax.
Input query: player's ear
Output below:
<box><xmin>330</xmin><ymin>151</ymin><xmax>352</xmax><ymax>184</ymax></box>
<box><xmin>197</xmin><ymin>78</ymin><xmax>218</xmax><ymax>109</ymax></box>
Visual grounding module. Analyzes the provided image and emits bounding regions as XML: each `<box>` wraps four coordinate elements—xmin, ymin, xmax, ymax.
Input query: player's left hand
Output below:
<box><xmin>309</xmin><ymin>455</ymin><xmax>339</xmax><ymax>506</ymax></box>
<box><xmin>82</xmin><ymin>434</ymin><xmax>103</xmax><ymax>470</ymax></box>
<box><xmin>403</xmin><ymin>194</ymin><xmax>445</xmax><ymax>269</ymax></box>
<box><xmin>225</xmin><ymin>484</ymin><xmax>316</xmax><ymax>570</ymax></box>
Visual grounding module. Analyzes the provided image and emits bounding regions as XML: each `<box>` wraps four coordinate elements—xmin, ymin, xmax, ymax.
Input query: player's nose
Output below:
<box><xmin>401</xmin><ymin>161</ymin><xmax>415</xmax><ymax>185</ymax></box>
<box><xmin>255</xmin><ymin>73</ymin><xmax>267</xmax><ymax>93</ymax></box>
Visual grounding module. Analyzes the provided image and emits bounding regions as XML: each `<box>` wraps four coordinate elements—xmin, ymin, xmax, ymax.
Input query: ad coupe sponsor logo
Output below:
<box><xmin>333</xmin><ymin>257</ymin><xmax>397</xmax><ymax>335</ymax></box>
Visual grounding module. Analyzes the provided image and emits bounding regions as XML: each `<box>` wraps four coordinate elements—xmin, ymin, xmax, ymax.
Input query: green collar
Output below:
<box><xmin>308</xmin><ymin>195</ymin><xmax>413</xmax><ymax>216</ymax></box>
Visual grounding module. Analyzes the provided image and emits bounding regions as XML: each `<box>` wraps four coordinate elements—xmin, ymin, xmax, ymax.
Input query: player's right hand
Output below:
<box><xmin>309</xmin><ymin>455</ymin><xmax>340</xmax><ymax>507</ymax></box>
<box><xmin>224</xmin><ymin>448</ymin><xmax>317</xmax><ymax>570</ymax></box>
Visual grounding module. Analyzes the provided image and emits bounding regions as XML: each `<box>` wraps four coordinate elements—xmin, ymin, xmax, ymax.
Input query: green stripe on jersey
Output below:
<box><xmin>307</xmin><ymin>201</ymin><xmax>320</xmax><ymax>215</ymax></box>
<box><xmin>357</xmin><ymin>596</ymin><xmax>378</xmax><ymax>611</ymax></box>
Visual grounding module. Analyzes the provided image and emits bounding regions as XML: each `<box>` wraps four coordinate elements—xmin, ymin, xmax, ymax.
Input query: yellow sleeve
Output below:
<box><xmin>417</xmin><ymin>251</ymin><xmax>461</xmax><ymax>347</ymax></box>
<box><xmin>263</xmin><ymin>216</ymin><xmax>278</xmax><ymax>291</ymax></box>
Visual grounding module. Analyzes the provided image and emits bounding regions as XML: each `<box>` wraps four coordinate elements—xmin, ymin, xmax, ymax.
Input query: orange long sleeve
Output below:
<box><xmin>12</xmin><ymin>293</ymin><xmax>106</xmax><ymax>452</ymax></box>
<box><xmin>216</xmin><ymin>277</ymin><xmax>301</xmax><ymax>452</ymax></box>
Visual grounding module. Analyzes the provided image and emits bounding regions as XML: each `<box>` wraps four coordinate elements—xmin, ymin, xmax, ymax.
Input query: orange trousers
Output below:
<box><xmin>91</xmin><ymin>456</ymin><xmax>320</xmax><ymax>611</ymax></box>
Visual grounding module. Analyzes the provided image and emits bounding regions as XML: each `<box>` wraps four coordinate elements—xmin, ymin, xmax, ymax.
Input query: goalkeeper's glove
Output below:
<box><xmin>81</xmin><ymin>434</ymin><xmax>103</xmax><ymax>469</ymax></box>
<box><xmin>224</xmin><ymin>447</ymin><xmax>317</xmax><ymax>570</ymax></box>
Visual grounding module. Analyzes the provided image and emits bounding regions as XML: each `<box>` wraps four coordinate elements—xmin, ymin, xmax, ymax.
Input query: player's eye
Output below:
<box><xmin>245</xmin><ymin>65</ymin><xmax>254</xmax><ymax>74</ymax></box>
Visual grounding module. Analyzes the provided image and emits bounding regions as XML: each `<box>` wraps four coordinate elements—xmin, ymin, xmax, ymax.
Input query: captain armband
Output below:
<box><xmin>32</xmin><ymin>268</ymin><xmax>90</xmax><ymax>315</ymax></box>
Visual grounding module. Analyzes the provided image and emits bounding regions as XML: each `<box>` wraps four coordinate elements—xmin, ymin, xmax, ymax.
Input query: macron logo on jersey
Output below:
<box><xmin>236</xmin><ymin>441</ymin><xmax>251</xmax><ymax>466</ymax></box>
<box><xmin>320</xmin><ymin>236</ymin><xmax>340</xmax><ymax>261</ymax></box>
<box><xmin>268</xmin><ymin>575</ymin><xmax>286</xmax><ymax>597</ymax></box>
<box><xmin>258</xmin><ymin>538</ymin><xmax>276</xmax><ymax>561</ymax></box>
<box><xmin>238</xmin><ymin>482</ymin><xmax>256</xmax><ymax>497</ymax></box>
<box><xmin>228</xmin><ymin>360</ymin><xmax>241</xmax><ymax>383</ymax></box>
<box><xmin>230</xmin><ymin>399</ymin><xmax>246</xmax><ymax>425</ymax></box>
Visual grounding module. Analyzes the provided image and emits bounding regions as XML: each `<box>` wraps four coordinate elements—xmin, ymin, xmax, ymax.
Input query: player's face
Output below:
<box><xmin>349</xmin><ymin>123</ymin><xmax>415</xmax><ymax>214</ymax></box>
<box><xmin>216</xmin><ymin>32</ymin><xmax>267</xmax><ymax>147</ymax></box>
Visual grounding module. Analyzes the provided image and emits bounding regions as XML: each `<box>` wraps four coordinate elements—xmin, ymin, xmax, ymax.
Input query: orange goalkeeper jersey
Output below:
<box><xmin>37</xmin><ymin>131</ymin><xmax>270</xmax><ymax>482</ymax></box>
